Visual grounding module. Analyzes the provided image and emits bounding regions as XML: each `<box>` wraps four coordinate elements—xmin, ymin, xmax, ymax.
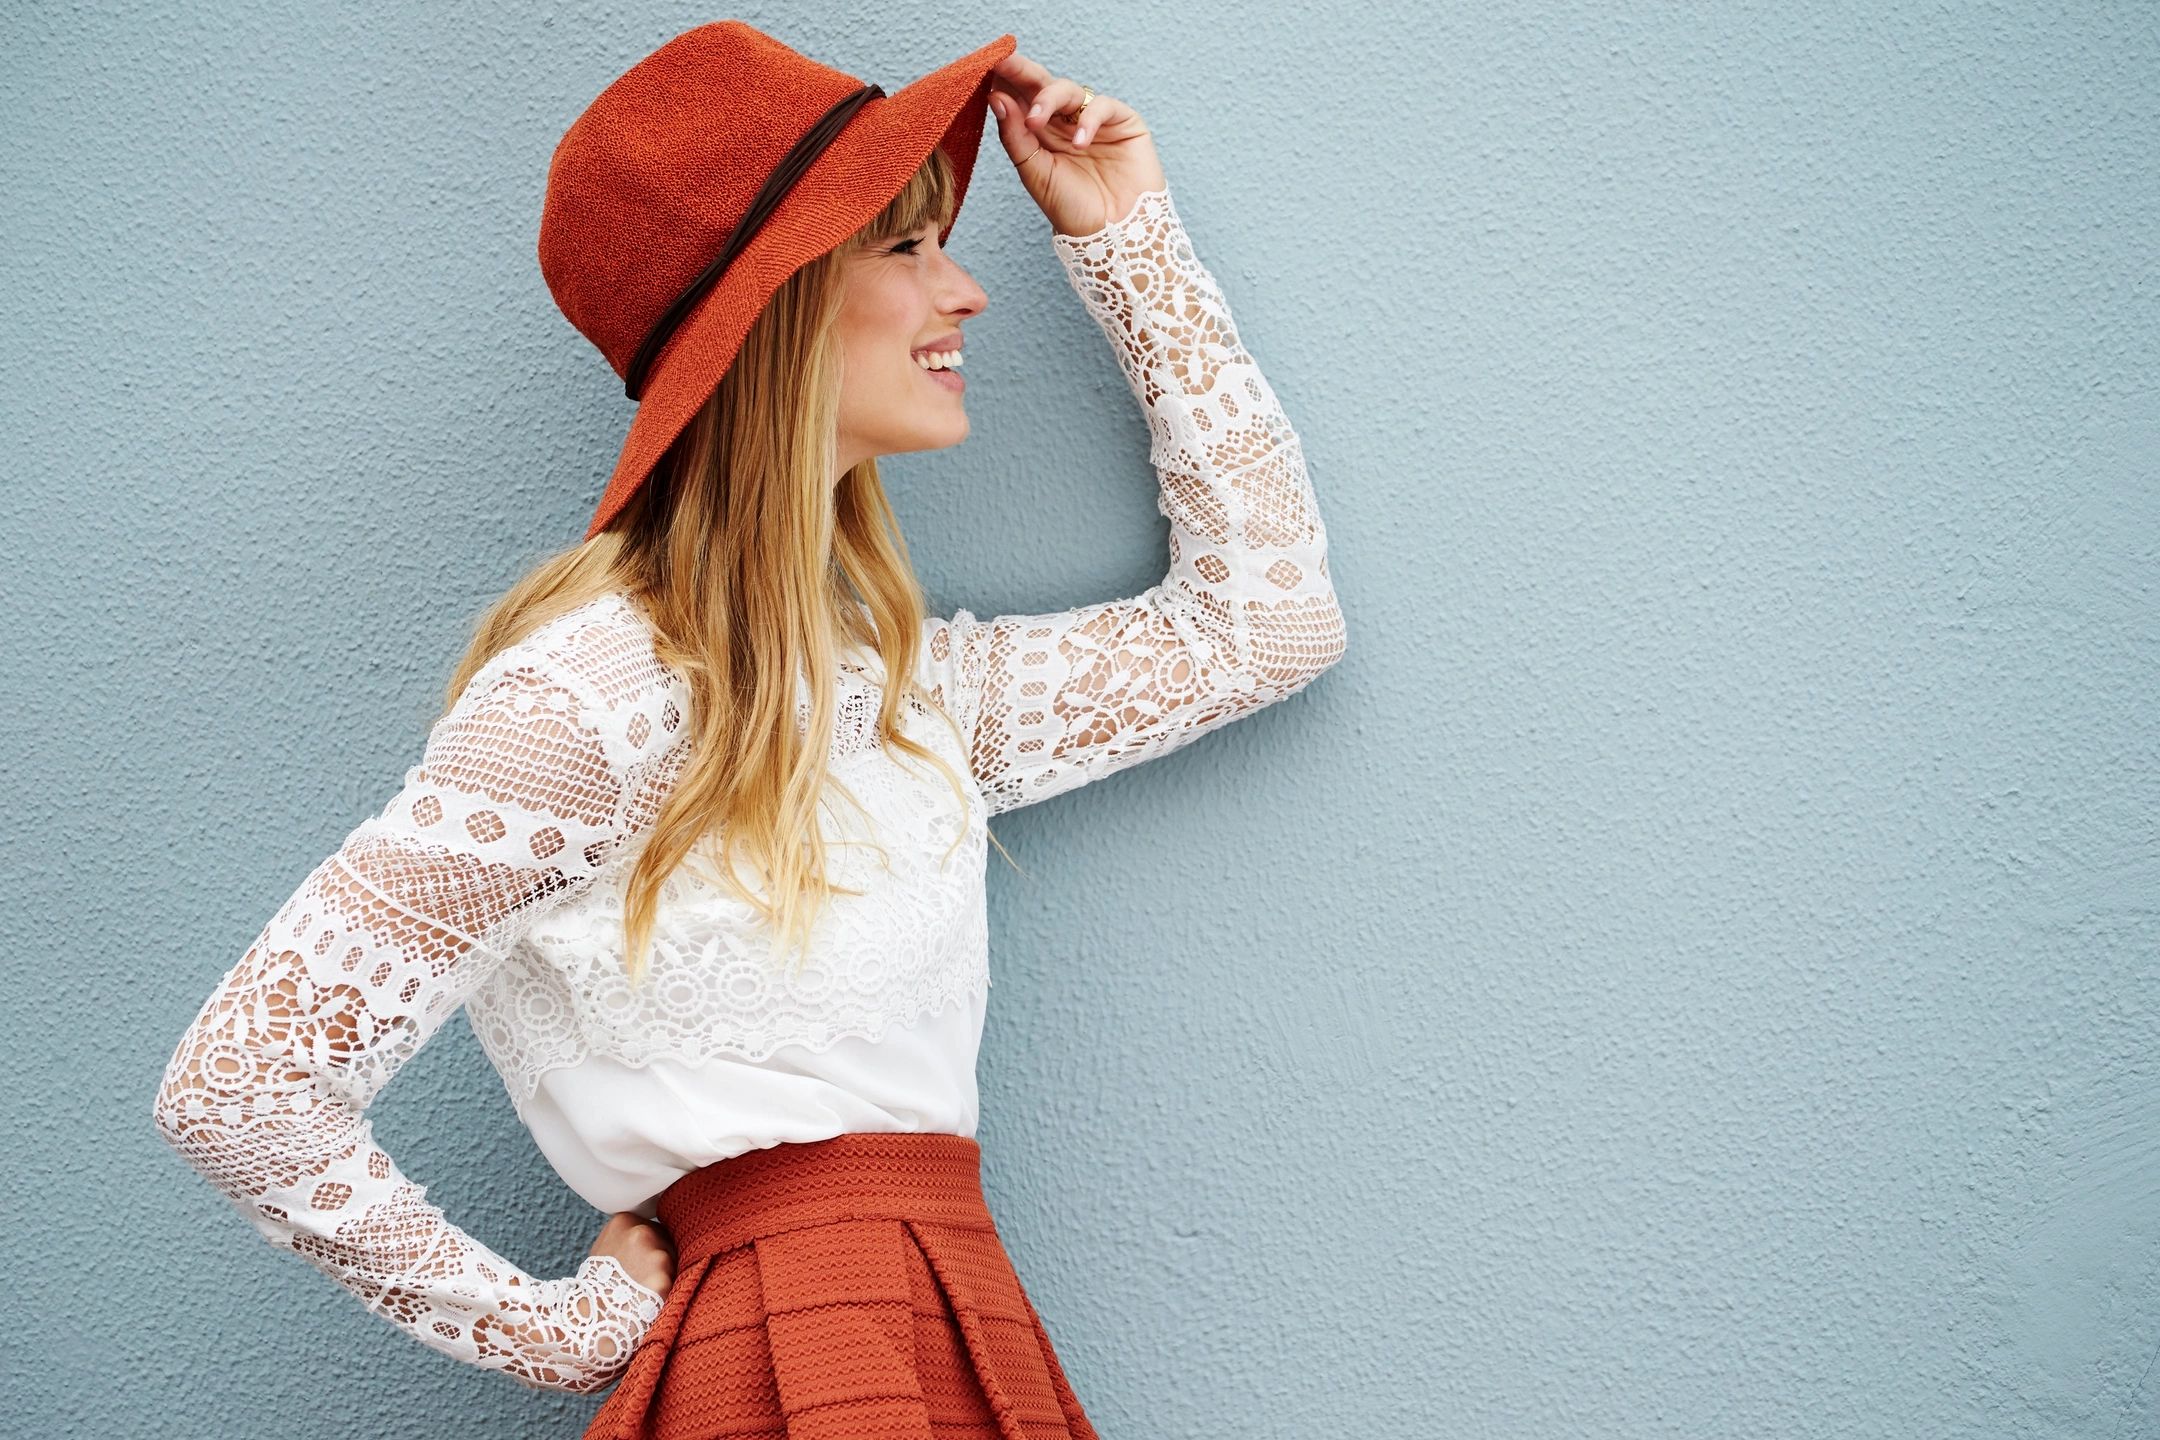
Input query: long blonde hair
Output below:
<box><xmin>440</xmin><ymin>144</ymin><xmax>1016</xmax><ymax>986</ymax></box>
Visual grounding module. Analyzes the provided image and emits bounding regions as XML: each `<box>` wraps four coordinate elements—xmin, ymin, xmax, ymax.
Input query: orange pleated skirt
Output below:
<box><xmin>583</xmin><ymin>1131</ymin><xmax>1101</xmax><ymax>1440</ymax></box>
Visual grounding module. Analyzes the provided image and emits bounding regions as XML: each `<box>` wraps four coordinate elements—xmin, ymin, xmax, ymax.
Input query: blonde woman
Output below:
<box><xmin>151</xmin><ymin>21</ymin><xmax>1346</xmax><ymax>1438</ymax></box>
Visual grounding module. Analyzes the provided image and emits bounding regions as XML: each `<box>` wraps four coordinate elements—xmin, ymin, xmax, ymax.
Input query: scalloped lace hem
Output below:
<box><xmin>498</xmin><ymin>978</ymin><xmax>987</xmax><ymax>1113</ymax></box>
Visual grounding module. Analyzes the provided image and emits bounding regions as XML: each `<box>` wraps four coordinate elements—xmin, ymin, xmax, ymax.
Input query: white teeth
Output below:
<box><xmin>912</xmin><ymin>349</ymin><xmax>963</xmax><ymax>370</ymax></box>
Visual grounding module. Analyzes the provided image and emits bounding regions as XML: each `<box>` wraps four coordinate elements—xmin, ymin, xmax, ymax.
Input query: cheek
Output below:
<box><xmin>837</xmin><ymin>273</ymin><xmax>937</xmax><ymax>406</ymax></box>
<box><xmin>847</xmin><ymin>270</ymin><xmax>914</xmax><ymax>324</ymax></box>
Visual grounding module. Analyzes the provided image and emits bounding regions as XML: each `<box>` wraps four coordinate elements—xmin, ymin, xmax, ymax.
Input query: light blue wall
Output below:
<box><xmin>4</xmin><ymin>2</ymin><xmax>2153</xmax><ymax>1435</ymax></box>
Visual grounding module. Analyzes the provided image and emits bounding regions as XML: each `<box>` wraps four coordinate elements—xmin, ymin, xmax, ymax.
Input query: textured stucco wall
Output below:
<box><xmin>4</xmin><ymin>3</ymin><xmax>2154</xmax><ymax>1436</ymax></box>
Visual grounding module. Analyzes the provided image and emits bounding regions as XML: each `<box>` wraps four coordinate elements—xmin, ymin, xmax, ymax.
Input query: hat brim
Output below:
<box><xmin>583</xmin><ymin>32</ymin><xmax>1017</xmax><ymax>541</ymax></box>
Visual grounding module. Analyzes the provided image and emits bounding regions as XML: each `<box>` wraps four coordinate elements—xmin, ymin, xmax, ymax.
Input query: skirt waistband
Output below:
<box><xmin>655</xmin><ymin>1131</ymin><xmax>994</xmax><ymax>1269</ymax></box>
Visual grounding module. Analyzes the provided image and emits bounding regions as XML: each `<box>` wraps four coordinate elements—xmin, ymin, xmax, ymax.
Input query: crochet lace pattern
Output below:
<box><xmin>466</xmin><ymin>617</ymin><xmax>993</xmax><ymax>1114</ymax></box>
<box><xmin>151</xmin><ymin>181</ymin><xmax>1346</xmax><ymax>1393</ymax></box>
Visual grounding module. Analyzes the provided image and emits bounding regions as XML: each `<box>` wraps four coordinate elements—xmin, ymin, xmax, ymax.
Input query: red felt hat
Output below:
<box><xmin>538</xmin><ymin>21</ymin><xmax>1016</xmax><ymax>540</ymax></box>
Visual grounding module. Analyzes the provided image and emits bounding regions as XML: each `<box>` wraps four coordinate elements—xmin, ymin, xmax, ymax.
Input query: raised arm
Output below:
<box><xmin>927</xmin><ymin>181</ymin><xmax>1347</xmax><ymax>815</ymax></box>
<box><xmin>150</xmin><ymin>648</ymin><xmax>667</xmax><ymax>1393</ymax></box>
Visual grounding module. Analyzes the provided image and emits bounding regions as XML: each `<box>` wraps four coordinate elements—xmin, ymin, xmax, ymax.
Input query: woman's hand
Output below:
<box><xmin>985</xmin><ymin>49</ymin><xmax>1166</xmax><ymax>238</ymax></box>
<box><xmin>589</xmin><ymin>1209</ymin><xmax>676</xmax><ymax>1301</ymax></box>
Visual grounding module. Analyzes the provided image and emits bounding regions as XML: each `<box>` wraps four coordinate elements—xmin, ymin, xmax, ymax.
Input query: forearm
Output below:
<box><xmin>151</xmin><ymin>665</ymin><xmax>668</xmax><ymax>1392</ymax></box>
<box><xmin>1050</xmin><ymin>183</ymin><xmax>1347</xmax><ymax>696</ymax></box>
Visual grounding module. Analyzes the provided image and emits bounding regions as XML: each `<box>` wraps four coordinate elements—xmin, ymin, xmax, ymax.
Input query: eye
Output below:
<box><xmin>890</xmin><ymin>238</ymin><xmax>923</xmax><ymax>255</ymax></box>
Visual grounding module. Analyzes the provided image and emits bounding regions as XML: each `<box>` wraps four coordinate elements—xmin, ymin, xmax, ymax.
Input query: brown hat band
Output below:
<box><xmin>623</xmin><ymin>81</ymin><xmax>887</xmax><ymax>402</ymax></box>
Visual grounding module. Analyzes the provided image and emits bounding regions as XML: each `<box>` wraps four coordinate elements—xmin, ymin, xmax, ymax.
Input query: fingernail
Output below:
<box><xmin>1028</xmin><ymin>102</ymin><xmax>1042</xmax><ymax>119</ymax></box>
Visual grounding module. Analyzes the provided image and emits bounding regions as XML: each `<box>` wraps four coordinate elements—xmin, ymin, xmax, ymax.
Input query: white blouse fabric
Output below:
<box><xmin>151</xmin><ymin>182</ymin><xmax>1348</xmax><ymax>1395</ymax></box>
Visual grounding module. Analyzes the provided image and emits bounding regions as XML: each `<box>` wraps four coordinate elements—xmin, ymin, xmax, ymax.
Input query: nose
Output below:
<box><xmin>937</xmin><ymin>253</ymin><xmax>987</xmax><ymax>321</ymax></box>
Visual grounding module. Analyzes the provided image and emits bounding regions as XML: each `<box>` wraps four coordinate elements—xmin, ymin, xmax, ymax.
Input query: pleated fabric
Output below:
<box><xmin>583</xmin><ymin>1132</ymin><xmax>1100</xmax><ymax>1440</ymax></box>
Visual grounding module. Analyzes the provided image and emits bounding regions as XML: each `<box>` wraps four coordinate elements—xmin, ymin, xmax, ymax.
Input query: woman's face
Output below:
<box><xmin>834</xmin><ymin>216</ymin><xmax>987</xmax><ymax>477</ymax></box>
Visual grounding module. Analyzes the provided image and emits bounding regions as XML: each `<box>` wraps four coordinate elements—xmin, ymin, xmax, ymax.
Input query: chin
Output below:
<box><xmin>867</xmin><ymin>408</ymin><xmax>969</xmax><ymax>460</ymax></box>
<box><xmin>909</xmin><ymin>419</ymin><xmax>970</xmax><ymax>454</ymax></box>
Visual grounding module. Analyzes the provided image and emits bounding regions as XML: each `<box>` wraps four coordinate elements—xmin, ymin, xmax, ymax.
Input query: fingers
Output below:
<box><xmin>992</xmin><ymin>51</ymin><xmax>1055</xmax><ymax>90</ymax></box>
<box><xmin>986</xmin><ymin>85</ymin><xmax>1049</xmax><ymax>171</ymax></box>
<box><xmin>991</xmin><ymin>84</ymin><xmax>1116</xmax><ymax>155</ymax></box>
<box><xmin>1069</xmin><ymin>94</ymin><xmax>1128</xmax><ymax>147</ymax></box>
<box><xmin>1029</xmin><ymin>75</ymin><xmax>1090</xmax><ymax>124</ymax></box>
<box><xmin>991</xmin><ymin>53</ymin><xmax>1106</xmax><ymax>125</ymax></box>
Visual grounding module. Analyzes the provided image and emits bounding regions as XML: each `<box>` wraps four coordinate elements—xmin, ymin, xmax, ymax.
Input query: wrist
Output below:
<box><xmin>580</xmin><ymin>1250</ymin><xmax>668</xmax><ymax>1323</ymax></box>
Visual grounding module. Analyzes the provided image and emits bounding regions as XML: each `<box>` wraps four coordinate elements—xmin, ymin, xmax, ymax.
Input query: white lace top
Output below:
<box><xmin>151</xmin><ymin>182</ymin><xmax>1347</xmax><ymax>1394</ymax></box>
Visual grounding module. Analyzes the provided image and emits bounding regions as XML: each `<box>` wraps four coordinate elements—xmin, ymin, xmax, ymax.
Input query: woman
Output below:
<box><xmin>150</xmin><ymin>20</ymin><xmax>1346</xmax><ymax>1438</ymax></box>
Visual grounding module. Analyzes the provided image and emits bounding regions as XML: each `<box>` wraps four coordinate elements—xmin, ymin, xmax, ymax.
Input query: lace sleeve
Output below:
<box><xmin>150</xmin><ymin>651</ymin><xmax>667</xmax><ymax>1393</ymax></box>
<box><xmin>925</xmin><ymin>182</ymin><xmax>1348</xmax><ymax>816</ymax></box>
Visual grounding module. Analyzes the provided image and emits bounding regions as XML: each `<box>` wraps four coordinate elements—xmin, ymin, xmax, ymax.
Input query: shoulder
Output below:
<box><xmin>455</xmin><ymin>590</ymin><xmax>691</xmax><ymax>777</ymax></box>
<box><xmin>915</xmin><ymin>608</ymin><xmax>963</xmax><ymax>675</ymax></box>
<box><xmin>914</xmin><ymin>608</ymin><xmax>989</xmax><ymax>723</ymax></box>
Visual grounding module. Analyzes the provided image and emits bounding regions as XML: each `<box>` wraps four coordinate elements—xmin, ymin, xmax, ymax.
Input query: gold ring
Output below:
<box><xmin>1077</xmin><ymin>85</ymin><xmax>1095</xmax><ymax>111</ymax></box>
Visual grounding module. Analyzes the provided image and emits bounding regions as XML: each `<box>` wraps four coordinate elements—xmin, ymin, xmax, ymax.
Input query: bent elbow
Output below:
<box><xmin>150</xmin><ymin>1074</ymin><xmax>194</xmax><ymax>1152</ymax></box>
<box><xmin>1292</xmin><ymin>599</ymin><xmax>1350</xmax><ymax>687</ymax></box>
<box><xmin>150</xmin><ymin>1039</ymin><xmax>228</xmax><ymax>1161</ymax></box>
<box><xmin>1227</xmin><ymin>600</ymin><xmax>1348</xmax><ymax>706</ymax></box>
<box><xmin>1314</xmin><ymin>602</ymin><xmax>1349</xmax><ymax>674</ymax></box>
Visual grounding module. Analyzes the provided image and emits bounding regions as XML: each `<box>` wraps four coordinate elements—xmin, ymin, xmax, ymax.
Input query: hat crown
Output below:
<box><xmin>537</xmin><ymin>22</ymin><xmax>866</xmax><ymax>377</ymax></box>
